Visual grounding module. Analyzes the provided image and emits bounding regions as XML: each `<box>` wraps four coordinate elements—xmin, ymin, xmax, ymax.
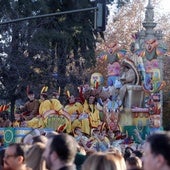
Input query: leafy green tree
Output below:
<box><xmin>29</xmin><ymin>0</ymin><xmax>97</xmax><ymax>99</ymax></box>
<box><xmin>0</xmin><ymin>0</ymin><xmax>99</xmax><ymax>119</ymax></box>
<box><xmin>0</xmin><ymin>0</ymin><xmax>130</xmax><ymax>120</ymax></box>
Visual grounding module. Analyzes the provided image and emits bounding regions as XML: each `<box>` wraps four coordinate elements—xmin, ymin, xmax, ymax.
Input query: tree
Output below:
<box><xmin>0</xmin><ymin>0</ymin><xmax>43</xmax><ymax>120</ymax></box>
<box><xmin>0</xmin><ymin>0</ymin><xmax>101</xmax><ymax>117</ymax></box>
<box><xmin>28</xmin><ymin>0</ymin><xmax>97</xmax><ymax>100</ymax></box>
<box><xmin>0</xmin><ymin>0</ymin><xmax>139</xmax><ymax>119</ymax></box>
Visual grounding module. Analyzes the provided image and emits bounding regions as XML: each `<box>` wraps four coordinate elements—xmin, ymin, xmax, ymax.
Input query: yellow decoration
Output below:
<box><xmin>41</xmin><ymin>86</ymin><xmax>48</xmax><ymax>94</ymax></box>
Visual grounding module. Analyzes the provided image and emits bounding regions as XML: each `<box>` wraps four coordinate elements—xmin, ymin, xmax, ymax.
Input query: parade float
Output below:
<box><xmin>96</xmin><ymin>0</ymin><xmax>167</xmax><ymax>145</ymax></box>
<box><xmin>0</xmin><ymin>0</ymin><xmax>167</xmax><ymax>149</ymax></box>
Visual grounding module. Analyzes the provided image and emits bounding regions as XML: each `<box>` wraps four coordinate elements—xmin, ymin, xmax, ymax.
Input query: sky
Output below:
<box><xmin>157</xmin><ymin>0</ymin><xmax>170</xmax><ymax>14</ymax></box>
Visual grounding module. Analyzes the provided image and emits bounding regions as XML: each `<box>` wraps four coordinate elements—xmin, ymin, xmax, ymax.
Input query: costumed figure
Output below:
<box><xmin>50</xmin><ymin>91</ymin><xmax>63</xmax><ymax>114</ymax></box>
<box><xmin>102</xmin><ymin>97</ymin><xmax>120</xmax><ymax>133</ymax></box>
<box><xmin>95</xmin><ymin>123</ymin><xmax>110</xmax><ymax>151</ymax></box>
<box><xmin>90</xmin><ymin>72</ymin><xmax>104</xmax><ymax>89</ymax></box>
<box><xmin>143</xmin><ymin>59</ymin><xmax>166</xmax><ymax>94</ymax></box>
<box><xmin>64</xmin><ymin>92</ymin><xmax>90</xmax><ymax>134</ymax></box>
<box><xmin>148</xmin><ymin>114</ymin><xmax>162</xmax><ymax>134</ymax></box>
<box><xmin>83</xmin><ymin>90</ymin><xmax>101</xmax><ymax>133</ymax></box>
<box><xmin>44</xmin><ymin>90</ymin><xmax>70</xmax><ymax>132</ymax></box>
<box><xmin>0</xmin><ymin>104</ymin><xmax>11</xmax><ymax>126</ymax></box>
<box><xmin>107</xmin><ymin>62</ymin><xmax>121</xmax><ymax>86</ymax></box>
<box><xmin>97</xmin><ymin>42</ymin><xmax>127</xmax><ymax>86</ymax></box>
<box><xmin>83</xmin><ymin>128</ymin><xmax>100</xmax><ymax>151</ymax></box>
<box><xmin>130</xmin><ymin>41</ymin><xmax>146</xmax><ymax>82</ymax></box>
<box><xmin>0</xmin><ymin>111</ymin><xmax>12</xmax><ymax>127</ymax></box>
<box><xmin>73</xmin><ymin>127</ymin><xmax>89</xmax><ymax>147</ymax></box>
<box><xmin>119</xmin><ymin>58</ymin><xmax>140</xmax><ymax>108</ymax></box>
<box><xmin>107</xmin><ymin>79</ymin><xmax>123</xmax><ymax>113</ymax></box>
<box><xmin>18</xmin><ymin>90</ymin><xmax>40</xmax><ymax>121</ymax></box>
<box><xmin>143</xmin><ymin>59</ymin><xmax>166</xmax><ymax>114</ymax></box>
<box><xmin>23</xmin><ymin>87</ymin><xmax>52</xmax><ymax>128</ymax></box>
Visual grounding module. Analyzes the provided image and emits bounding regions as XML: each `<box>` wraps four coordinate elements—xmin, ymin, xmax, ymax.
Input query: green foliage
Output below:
<box><xmin>0</xmin><ymin>0</ymin><xmax>99</xmax><ymax>109</ymax></box>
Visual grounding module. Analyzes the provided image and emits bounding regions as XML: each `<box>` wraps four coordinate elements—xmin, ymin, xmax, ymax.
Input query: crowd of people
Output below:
<box><xmin>0</xmin><ymin>131</ymin><xmax>170</xmax><ymax>170</ymax></box>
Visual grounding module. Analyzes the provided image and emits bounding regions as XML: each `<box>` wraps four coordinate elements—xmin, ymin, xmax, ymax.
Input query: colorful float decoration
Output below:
<box><xmin>0</xmin><ymin>1</ymin><xmax>168</xmax><ymax>149</ymax></box>
<box><xmin>96</xmin><ymin>18</ymin><xmax>167</xmax><ymax>145</ymax></box>
<box><xmin>90</xmin><ymin>72</ymin><xmax>104</xmax><ymax>88</ymax></box>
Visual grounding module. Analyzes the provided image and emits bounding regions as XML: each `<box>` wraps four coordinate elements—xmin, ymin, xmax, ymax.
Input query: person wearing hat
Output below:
<box><xmin>19</xmin><ymin>90</ymin><xmax>40</xmax><ymax>121</ymax></box>
<box><xmin>83</xmin><ymin>91</ymin><xmax>101</xmax><ymax>133</ymax></box>
<box><xmin>50</xmin><ymin>92</ymin><xmax>63</xmax><ymax>115</ymax></box>
<box><xmin>64</xmin><ymin>94</ymin><xmax>89</xmax><ymax>134</ymax></box>
<box><xmin>47</xmin><ymin>92</ymin><xmax>70</xmax><ymax>133</ymax></box>
<box><xmin>24</xmin><ymin>92</ymin><xmax>52</xmax><ymax>128</ymax></box>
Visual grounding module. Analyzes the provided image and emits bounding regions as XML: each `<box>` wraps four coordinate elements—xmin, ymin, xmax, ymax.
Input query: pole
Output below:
<box><xmin>0</xmin><ymin>7</ymin><xmax>97</xmax><ymax>25</ymax></box>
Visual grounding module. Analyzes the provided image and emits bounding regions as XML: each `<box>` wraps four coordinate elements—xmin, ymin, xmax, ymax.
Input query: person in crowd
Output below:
<box><xmin>131</xmin><ymin>150</ymin><xmax>143</xmax><ymax>159</ymax></box>
<box><xmin>0</xmin><ymin>148</ymin><xmax>5</xmax><ymax>169</ymax></box>
<box><xmin>82</xmin><ymin>151</ymin><xmax>126</xmax><ymax>170</ymax></box>
<box><xmin>18</xmin><ymin>91</ymin><xmax>40</xmax><ymax>121</ymax></box>
<box><xmin>31</xmin><ymin>135</ymin><xmax>48</xmax><ymax>145</ymax></box>
<box><xmin>143</xmin><ymin>131</ymin><xmax>170</xmax><ymax>170</ymax></box>
<box><xmin>25</xmin><ymin>142</ymin><xmax>47</xmax><ymax>170</ymax></box>
<box><xmin>74</xmin><ymin>145</ymin><xmax>87</xmax><ymax>170</ymax></box>
<box><xmin>44</xmin><ymin>131</ymin><xmax>59</xmax><ymax>139</ymax></box>
<box><xmin>126</xmin><ymin>156</ymin><xmax>142</xmax><ymax>170</ymax></box>
<box><xmin>123</xmin><ymin>147</ymin><xmax>134</xmax><ymax>161</ymax></box>
<box><xmin>3</xmin><ymin>143</ymin><xmax>31</xmax><ymax>170</ymax></box>
<box><xmin>43</xmin><ymin>133</ymin><xmax>77</xmax><ymax>170</ymax></box>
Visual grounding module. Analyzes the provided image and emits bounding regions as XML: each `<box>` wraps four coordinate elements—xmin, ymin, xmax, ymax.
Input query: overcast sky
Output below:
<box><xmin>158</xmin><ymin>0</ymin><xmax>170</xmax><ymax>14</ymax></box>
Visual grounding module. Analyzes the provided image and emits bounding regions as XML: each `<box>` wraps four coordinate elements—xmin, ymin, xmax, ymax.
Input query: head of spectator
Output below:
<box><xmin>31</xmin><ymin>135</ymin><xmax>48</xmax><ymax>145</ymax></box>
<box><xmin>143</xmin><ymin>132</ymin><xmax>170</xmax><ymax>170</ymax></box>
<box><xmin>107</xmin><ymin>150</ymin><xmax>127</xmax><ymax>170</ymax></box>
<box><xmin>74</xmin><ymin>145</ymin><xmax>87</xmax><ymax>170</ymax></box>
<box><xmin>43</xmin><ymin>133</ymin><xmax>77</xmax><ymax>170</ymax></box>
<box><xmin>82</xmin><ymin>152</ymin><xmax>126</xmax><ymax>170</ymax></box>
<box><xmin>124</xmin><ymin>147</ymin><xmax>134</xmax><ymax>160</ymax></box>
<box><xmin>126</xmin><ymin>156</ymin><xmax>142</xmax><ymax>170</ymax></box>
<box><xmin>0</xmin><ymin>148</ymin><xmax>5</xmax><ymax>169</ymax></box>
<box><xmin>44</xmin><ymin>131</ymin><xmax>58</xmax><ymax>139</ymax></box>
<box><xmin>3</xmin><ymin>143</ymin><xmax>30</xmax><ymax>170</ymax></box>
<box><xmin>131</xmin><ymin>150</ymin><xmax>143</xmax><ymax>159</ymax></box>
<box><xmin>25</xmin><ymin>142</ymin><xmax>46</xmax><ymax>170</ymax></box>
